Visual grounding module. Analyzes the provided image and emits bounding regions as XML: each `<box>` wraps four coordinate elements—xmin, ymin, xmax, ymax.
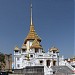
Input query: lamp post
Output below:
<box><xmin>56</xmin><ymin>51</ymin><xmax>59</xmax><ymax>66</ymax></box>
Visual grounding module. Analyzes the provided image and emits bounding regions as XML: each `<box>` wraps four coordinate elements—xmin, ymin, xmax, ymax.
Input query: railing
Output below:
<box><xmin>65</xmin><ymin>61</ymin><xmax>74</xmax><ymax>71</ymax></box>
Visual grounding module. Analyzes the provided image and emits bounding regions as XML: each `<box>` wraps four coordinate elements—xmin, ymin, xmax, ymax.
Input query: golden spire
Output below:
<box><xmin>24</xmin><ymin>1</ymin><xmax>41</xmax><ymax>44</ymax></box>
<box><xmin>30</xmin><ymin>1</ymin><xmax>33</xmax><ymax>25</ymax></box>
<box><xmin>30</xmin><ymin>1</ymin><xmax>35</xmax><ymax>32</ymax></box>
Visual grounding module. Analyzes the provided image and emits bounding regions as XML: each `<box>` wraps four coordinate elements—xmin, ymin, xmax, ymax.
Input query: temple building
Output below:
<box><xmin>13</xmin><ymin>3</ymin><xmax>75</xmax><ymax>75</ymax></box>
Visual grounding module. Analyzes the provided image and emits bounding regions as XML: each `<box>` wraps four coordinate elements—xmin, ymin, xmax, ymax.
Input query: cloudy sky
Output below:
<box><xmin>0</xmin><ymin>0</ymin><xmax>74</xmax><ymax>59</ymax></box>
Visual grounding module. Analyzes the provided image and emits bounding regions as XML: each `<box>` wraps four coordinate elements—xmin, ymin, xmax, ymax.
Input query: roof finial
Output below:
<box><xmin>30</xmin><ymin>0</ymin><xmax>33</xmax><ymax>25</ymax></box>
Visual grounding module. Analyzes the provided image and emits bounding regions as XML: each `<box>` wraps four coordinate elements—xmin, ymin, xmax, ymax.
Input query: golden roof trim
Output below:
<box><xmin>30</xmin><ymin>38</ymin><xmax>42</xmax><ymax>49</ymax></box>
<box><xmin>50</xmin><ymin>46</ymin><xmax>59</xmax><ymax>51</ymax></box>
<box><xmin>21</xmin><ymin>44</ymin><xmax>27</xmax><ymax>49</ymax></box>
<box><xmin>14</xmin><ymin>46</ymin><xmax>20</xmax><ymax>51</ymax></box>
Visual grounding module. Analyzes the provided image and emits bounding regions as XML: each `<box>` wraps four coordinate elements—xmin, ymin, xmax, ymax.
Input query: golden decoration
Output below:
<box><xmin>30</xmin><ymin>38</ymin><xmax>42</xmax><ymax>49</ymax></box>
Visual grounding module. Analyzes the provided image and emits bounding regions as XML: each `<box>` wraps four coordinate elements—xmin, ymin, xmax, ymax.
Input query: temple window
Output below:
<box><xmin>30</xmin><ymin>55</ymin><xmax>33</xmax><ymax>57</ymax></box>
<box><xmin>39</xmin><ymin>60</ymin><xmax>43</xmax><ymax>65</ymax></box>
<box><xmin>15</xmin><ymin>51</ymin><xmax>18</xmax><ymax>53</ymax></box>
<box><xmin>53</xmin><ymin>60</ymin><xmax>56</xmax><ymax>66</ymax></box>
<box><xmin>17</xmin><ymin>64</ymin><xmax>20</xmax><ymax>68</ymax></box>
<box><xmin>53</xmin><ymin>51</ymin><xmax>56</xmax><ymax>53</ymax></box>
<box><xmin>17</xmin><ymin>57</ymin><xmax>20</xmax><ymax>61</ymax></box>
<box><xmin>46</xmin><ymin>60</ymin><xmax>50</xmax><ymax>67</ymax></box>
<box><xmin>53</xmin><ymin>55</ymin><xmax>56</xmax><ymax>57</ymax></box>
<box><xmin>35</xmin><ymin>48</ymin><xmax>39</xmax><ymax>53</ymax></box>
<box><xmin>39</xmin><ymin>55</ymin><xmax>43</xmax><ymax>57</ymax></box>
<box><xmin>22</xmin><ymin>49</ymin><xmax>26</xmax><ymax>53</ymax></box>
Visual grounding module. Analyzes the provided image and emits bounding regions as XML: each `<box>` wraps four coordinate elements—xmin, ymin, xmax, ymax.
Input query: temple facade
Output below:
<box><xmin>13</xmin><ymin>3</ymin><xmax>74</xmax><ymax>75</ymax></box>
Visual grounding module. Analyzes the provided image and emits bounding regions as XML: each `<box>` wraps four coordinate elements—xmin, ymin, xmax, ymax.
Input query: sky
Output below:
<box><xmin>0</xmin><ymin>0</ymin><xmax>74</xmax><ymax>59</ymax></box>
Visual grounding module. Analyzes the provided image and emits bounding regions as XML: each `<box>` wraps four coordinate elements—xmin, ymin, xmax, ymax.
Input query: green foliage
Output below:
<box><xmin>0</xmin><ymin>53</ymin><xmax>5</xmax><ymax>63</ymax></box>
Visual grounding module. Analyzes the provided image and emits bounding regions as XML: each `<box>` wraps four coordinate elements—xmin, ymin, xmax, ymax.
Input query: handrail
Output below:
<box><xmin>65</xmin><ymin>61</ymin><xmax>74</xmax><ymax>71</ymax></box>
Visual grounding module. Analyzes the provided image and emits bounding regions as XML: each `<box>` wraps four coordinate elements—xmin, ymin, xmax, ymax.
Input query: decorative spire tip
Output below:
<box><xmin>30</xmin><ymin>1</ymin><xmax>33</xmax><ymax>25</ymax></box>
